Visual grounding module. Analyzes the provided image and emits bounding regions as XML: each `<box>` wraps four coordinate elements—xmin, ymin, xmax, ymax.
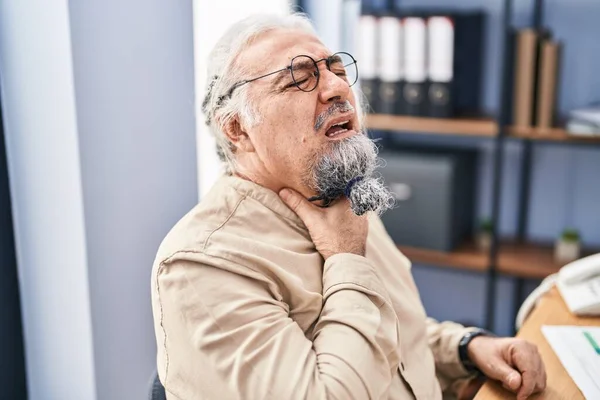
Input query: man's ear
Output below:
<box><xmin>223</xmin><ymin>117</ymin><xmax>255</xmax><ymax>153</ymax></box>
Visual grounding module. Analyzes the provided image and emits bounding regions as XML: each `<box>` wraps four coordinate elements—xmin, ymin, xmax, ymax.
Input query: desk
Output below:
<box><xmin>474</xmin><ymin>287</ymin><xmax>600</xmax><ymax>400</ymax></box>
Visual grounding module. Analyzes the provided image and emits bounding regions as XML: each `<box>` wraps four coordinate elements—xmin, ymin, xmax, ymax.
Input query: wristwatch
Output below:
<box><xmin>458</xmin><ymin>328</ymin><xmax>493</xmax><ymax>374</ymax></box>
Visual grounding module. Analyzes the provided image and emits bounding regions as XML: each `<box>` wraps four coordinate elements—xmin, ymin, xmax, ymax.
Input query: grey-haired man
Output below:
<box><xmin>151</xmin><ymin>13</ymin><xmax>546</xmax><ymax>400</ymax></box>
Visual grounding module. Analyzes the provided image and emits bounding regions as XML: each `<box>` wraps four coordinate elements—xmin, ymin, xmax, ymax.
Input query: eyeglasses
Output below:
<box><xmin>218</xmin><ymin>52</ymin><xmax>358</xmax><ymax>103</ymax></box>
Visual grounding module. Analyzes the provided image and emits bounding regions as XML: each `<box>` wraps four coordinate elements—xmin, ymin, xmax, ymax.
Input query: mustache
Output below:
<box><xmin>314</xmin><ymin>101</ymin><xmax>355</xmax><ymax>132</ymax></box>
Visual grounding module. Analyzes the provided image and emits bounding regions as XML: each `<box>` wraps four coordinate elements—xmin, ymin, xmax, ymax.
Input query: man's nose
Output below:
<box><xmin>317</xmin><ymin>69</ymin><xmax>350</xmax><ymax>103</ymax></box>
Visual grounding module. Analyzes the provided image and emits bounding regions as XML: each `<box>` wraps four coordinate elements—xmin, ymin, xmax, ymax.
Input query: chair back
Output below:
<box><xmin>149</xmin><ymin>370</ymin><xmax>167</xmax><ymax>400</ymax></box>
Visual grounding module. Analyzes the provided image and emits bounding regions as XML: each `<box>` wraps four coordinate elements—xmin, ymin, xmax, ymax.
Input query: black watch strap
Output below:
<box><xmin>458</xmin><ymin>329</ymin><xmax>493</xmax><ymax>374</ymax></box>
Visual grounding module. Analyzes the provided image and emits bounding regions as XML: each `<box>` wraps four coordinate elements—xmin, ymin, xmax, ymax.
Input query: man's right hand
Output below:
<box><xmin>279</xmin><ymin>188</ymin><xmax>368</xmax><ymax>260</ymax></box>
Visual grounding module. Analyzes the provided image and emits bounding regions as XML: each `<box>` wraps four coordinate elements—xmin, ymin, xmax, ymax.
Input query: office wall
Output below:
<box><xmin>0</xmin><ymin>1</ymin><xmax>97</xmax><ymax>398</ymax></box>
<box><xmin>68</xmin><ymin>1</ymin><xmax>198</xmax><ymax>399</ymax></box>
<box><xmin>308</xmin><ymin>0</ymin><xmax>600</xmax><ymax>336</ymax></box>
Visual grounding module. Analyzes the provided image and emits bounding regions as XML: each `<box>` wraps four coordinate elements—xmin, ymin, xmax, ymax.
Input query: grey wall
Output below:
<box><xmin>68</xmin><ymin>0</ymin><xmax>198</xmax><ymax>399</ymax></box>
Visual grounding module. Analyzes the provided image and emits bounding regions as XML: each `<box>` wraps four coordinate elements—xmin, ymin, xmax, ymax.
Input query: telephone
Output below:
<box><xmin>516</xmin><ymin>253</ymin><xmax>600</xmax><ymax>329</ymax></box>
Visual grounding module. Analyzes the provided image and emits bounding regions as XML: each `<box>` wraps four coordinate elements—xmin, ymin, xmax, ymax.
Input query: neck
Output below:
<box><xmin>232</xmin><ymin>161</ymin><xmax>316</xmax><ymax>200</ymax></box>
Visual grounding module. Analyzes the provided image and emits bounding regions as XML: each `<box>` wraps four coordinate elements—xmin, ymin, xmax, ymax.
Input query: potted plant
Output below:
<box><xmin>477</xmin><ymin>218</ymin><xmax>494</xmax><ymax>251</ymax></box>
<box><xmin>555</xmin><ymin>228</ymin><xmax>581</xmax><ymax>263</ymax></box>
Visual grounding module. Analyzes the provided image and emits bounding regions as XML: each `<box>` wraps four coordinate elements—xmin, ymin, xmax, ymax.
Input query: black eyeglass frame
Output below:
<box><xmin>218</xmin><ymin>51</ymin><xmax>358</xmax><ymax>104</ymax></box>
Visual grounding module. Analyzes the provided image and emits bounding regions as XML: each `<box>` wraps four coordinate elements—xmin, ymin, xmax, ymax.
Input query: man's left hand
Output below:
<box><xmin>467</xmin><ymin>336</ymin><xmax>547</xmax><ymax>400</ymax></box>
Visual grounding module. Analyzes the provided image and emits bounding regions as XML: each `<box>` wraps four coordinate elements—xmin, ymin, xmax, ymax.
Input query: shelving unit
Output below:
<box><xmin>398</xmin><ymin>242</ymin><xmax>488</xmax><ymax>273</ymax></box>
<box><xmin>366</xmin><ymin>115</ymin><xmax>600</xmax><ymax>143</ymax></box>
<box><xmin>508</xmin><ymin>126</ymin><xmax>600</xmax><ymax>143</ymax></box>
<box><xmin>365</xmin><ymin>114</ymin><xmax>498</xmax><ymax>137</ymax></box>
<box><xmin>399</xmin><ymin>241</ymin><xmax>598</xmax><ymax>280</ymax></box>
<box><xmin>363</xmin><ymin>0</ymin><xmax>599</xmax><ymax>332</ymax></box>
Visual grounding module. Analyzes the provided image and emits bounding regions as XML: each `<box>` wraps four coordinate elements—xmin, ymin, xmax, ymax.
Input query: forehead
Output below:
<box><xmin>237</xmin><ymin>29</ymin><xmax>330</xmax><ymax>75</ymax></box>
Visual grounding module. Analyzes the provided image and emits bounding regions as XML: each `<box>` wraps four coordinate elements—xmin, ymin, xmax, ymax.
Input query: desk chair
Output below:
<box><xmin>149</xmin><ymin>370</ymin><xmax>166</xmax><ymax>400</ymax></box>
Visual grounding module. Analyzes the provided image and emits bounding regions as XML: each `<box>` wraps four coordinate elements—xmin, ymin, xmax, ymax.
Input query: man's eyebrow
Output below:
<box><xmin>329</xmin><ymin>54</ymin><xmax>343</xmax><ymax>64</ymax></box>
<box><xmin>271</xmin><ymin>59</ymin><xmax>315</xmax><ymax>87</ymax></box>
<box><xmin>271</xmin><ymin>69</ymin><xmax>292</xmax><ymax>87</ymax></box>
<box><xmin>291</xmin><ymin>59</ymin><xmax>317</xmax><ymax>71</ymax></box>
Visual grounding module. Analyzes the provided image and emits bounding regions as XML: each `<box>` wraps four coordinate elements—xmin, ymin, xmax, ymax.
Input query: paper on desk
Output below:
<box><xmin>542</xmin><ymin>326</ymin><xmax>600</xmax><ymax>399</ymax></box>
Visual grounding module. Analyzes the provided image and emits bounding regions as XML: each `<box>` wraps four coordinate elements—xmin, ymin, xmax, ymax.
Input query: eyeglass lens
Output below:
<box><xmin>291</xmin><ymin>52</ymin><xmax>358</xmax><ymax>92</ymax></box>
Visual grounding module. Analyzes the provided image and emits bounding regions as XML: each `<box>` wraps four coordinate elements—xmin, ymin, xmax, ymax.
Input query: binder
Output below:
<box><xmin>377</xmin><ymin>13</ymin><xmax>403</xmax><ymax>115</ymax></box>
<box><xmin>402</xmin><ymin>17</ymin><xmax>427</xmax><ymax>116</ymax></box>
<box><xmin>357</xmin><ymin>10</ymin><xmax>379</xmax><ymax>113</ymax></box>
<box><xmin>427</xmin><ymin>16</ymin><xmax>454</xmax><ymax>118</ymax></box>
<box><xmin>536</xmin><ymin>40</ymin><xmax>561</xmax><ymax>129</ymax></box>
<box><xmin>452</xmin><ymin>12</ymin><xmax>485</xmax><ymax>116</ymax></box>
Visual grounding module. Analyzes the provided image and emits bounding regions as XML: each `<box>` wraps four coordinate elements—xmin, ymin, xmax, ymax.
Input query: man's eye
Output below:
<box><xmin>286</xmin><ymin>78</ymin><xmax>308</xmax><ymax>89</ymax></box>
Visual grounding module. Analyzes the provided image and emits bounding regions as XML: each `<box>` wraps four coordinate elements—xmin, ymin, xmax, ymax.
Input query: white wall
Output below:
<box><xmin>0</xmin><ymin>1</ymin><xmax>198</xmax><ymax>399</ymax></box>
<box><xmin>193</xmin><ymin>0</ymin><xmax>293</xmax><ymax>198</ymax></box>
<box><xmin>0</xmin><ymin>1</ymin><xmax>97</xmax><ymax>399</ymax></box>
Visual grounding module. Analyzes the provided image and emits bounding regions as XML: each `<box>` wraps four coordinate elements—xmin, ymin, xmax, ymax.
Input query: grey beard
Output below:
<box><xmin>307</xmin><ymin>134</ymin><xmax>395</xmax><ymax>216</ymax></box>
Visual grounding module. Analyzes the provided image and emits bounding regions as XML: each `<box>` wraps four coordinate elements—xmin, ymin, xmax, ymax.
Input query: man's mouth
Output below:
<box><xmin>326</xmin><ymin>120</ymin><xmax>352</xmax><ymax>137</ymax></box>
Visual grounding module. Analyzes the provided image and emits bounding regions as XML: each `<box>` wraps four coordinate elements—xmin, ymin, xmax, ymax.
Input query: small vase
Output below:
<box><xmin>477</xmin><ymin>232</ymin><xmax>492</xmax><ymax>251</ymax></box>
<box><xmin>554</xmin><ymin>239</ymin><xmax>581</xmax><ymax>264</ymax></box>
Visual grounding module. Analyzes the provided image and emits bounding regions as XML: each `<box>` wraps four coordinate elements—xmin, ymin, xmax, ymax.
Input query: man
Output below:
<box><xmin>151</xmin><ymin>13</ymin><xmax>546</xmax><ymax>400</ymax></box>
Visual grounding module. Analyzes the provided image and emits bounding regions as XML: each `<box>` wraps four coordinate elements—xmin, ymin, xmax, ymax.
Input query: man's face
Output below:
<box><xmin>235</xmin><ymin>29</ymin><xmax>361</xmax><ymax>198</ymax></box>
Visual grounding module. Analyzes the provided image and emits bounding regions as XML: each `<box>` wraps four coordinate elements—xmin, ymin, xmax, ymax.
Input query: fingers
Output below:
<box><xmin>509</xmin><ymin>340</ymin><xmax>546</xmax><ymax>399</ymax></box>
<box><xmin>472</xmin><ymin>337</ymin><xmax>546</xmax><ymax>399</ymax></box>
<box><xmin>279</xmin><ymin>188</ymin><xmax>314</xmax><ymax>218</ymax></box>
<box><xmin>536</xmin><ymin>361</ymin><xmax>547</xmax><ymax>392</ymax></box>
<box><xmin>490</xmin><ymin>363</ymin><xmax>522</xmax><ymax>392</ymax></box>
<box><xmin>516</xmin><ymin>370</ymin><xmax>536</xmax><ymax>400</ymax></box>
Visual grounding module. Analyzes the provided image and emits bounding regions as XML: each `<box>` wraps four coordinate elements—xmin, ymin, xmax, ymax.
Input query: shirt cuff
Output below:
<box><xmin>322</xmin><ymin>253</ymin><xmax>392</xmax><ymax>307</ymax></box>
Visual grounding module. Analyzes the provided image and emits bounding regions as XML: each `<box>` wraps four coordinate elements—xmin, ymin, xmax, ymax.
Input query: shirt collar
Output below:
<box><xmin>217</xmin><ymin>175</ymin><xmax>305</xmax><ymax>228</ymax></box>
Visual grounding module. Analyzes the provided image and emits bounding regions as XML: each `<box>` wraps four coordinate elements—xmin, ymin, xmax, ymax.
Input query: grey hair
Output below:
<box><xmin>201</xmin><ymin>13</ymin><xmax>317</xmax><ymax>174</ymax></box>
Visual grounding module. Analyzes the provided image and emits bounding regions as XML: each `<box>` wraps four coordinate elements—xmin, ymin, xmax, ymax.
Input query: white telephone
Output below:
<box><xmin>516</xmin><ymin>253</ymin><xmax>600</xmax><ymax>329</ymax></box>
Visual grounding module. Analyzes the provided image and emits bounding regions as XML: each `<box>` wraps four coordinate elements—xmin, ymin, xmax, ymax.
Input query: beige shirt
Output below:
<box><xmin>151</xmin><ymin>176</ymin><xmax>476</xmax><ymax>400</ymax></box>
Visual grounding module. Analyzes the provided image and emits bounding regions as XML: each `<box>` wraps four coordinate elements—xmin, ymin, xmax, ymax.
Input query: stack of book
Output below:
<box><xmin>510</xmin><ymin>28</ymin><xmax>562</xmax><ymax>130</ymax></box>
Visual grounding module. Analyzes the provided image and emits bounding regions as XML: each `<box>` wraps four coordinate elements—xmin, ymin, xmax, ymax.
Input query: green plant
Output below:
<box><xmin>561</xmin><ymin>228</ymin><xmax>580</xmax><ymax>243</ymax></box>
<box><xmin>479</xmin><ymin>218</ymin><xmax>494</xmax><ymax>233</ymax></box>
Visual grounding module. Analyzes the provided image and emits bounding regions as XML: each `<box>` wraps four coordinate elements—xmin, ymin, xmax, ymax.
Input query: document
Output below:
<box><xmin>542</xmin><ymin>325</ymin><xmax>600</xmax><ymax>399</ymax></box>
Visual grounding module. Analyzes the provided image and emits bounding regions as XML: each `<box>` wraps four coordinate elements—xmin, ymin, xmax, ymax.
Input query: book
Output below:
<box><xmin>513</xmin><ymin>29</ymin><xmax>538</xmax><ymax>127</ymax></box>
<box><xmin>536</xmin><ymin>40</ymin><xmax>561</xmax><ymax>128</ymax></box>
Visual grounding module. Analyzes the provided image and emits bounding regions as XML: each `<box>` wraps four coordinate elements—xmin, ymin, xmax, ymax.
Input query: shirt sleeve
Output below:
<box><xmin>425</xmin><ymin>317</ymin><xmax>478</xmax><ymax>392</ymax></box>
<box><xmin>153</xmin><ymin>251</ymin><xmax>402</xmax><ymax>400</ymax></box>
